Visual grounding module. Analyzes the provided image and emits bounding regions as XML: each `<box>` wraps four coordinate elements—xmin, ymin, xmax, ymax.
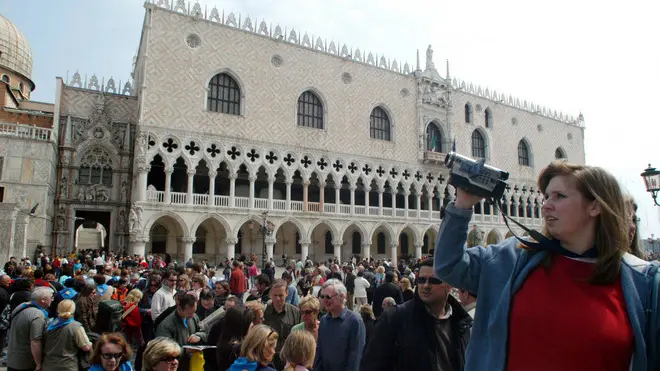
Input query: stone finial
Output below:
<box><xmin>425</xmin><ymin>45</ymin><xmax>435</xmax><ymax>70</ymax></box>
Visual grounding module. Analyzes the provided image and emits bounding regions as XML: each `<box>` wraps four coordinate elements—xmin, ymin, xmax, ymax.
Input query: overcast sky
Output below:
<box><xmin>3</xmin><ymin>0</ymin><xmax>660</xmax><ymax>238</ymax></box>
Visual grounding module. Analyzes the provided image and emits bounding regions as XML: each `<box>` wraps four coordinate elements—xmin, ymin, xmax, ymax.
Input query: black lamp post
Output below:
<box><xmin>260</xmin><ymin>211</ymin><xmax>274</xmax><ymax>268</ymax></box>
<box><xmin>641</xmin><ymin>164</ymin><xmax>660</xmax><ymax>206</ymax></box>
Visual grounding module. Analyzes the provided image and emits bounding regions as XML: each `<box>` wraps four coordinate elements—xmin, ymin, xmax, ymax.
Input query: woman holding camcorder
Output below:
<box><xmin>435</xmin><ymin>159</ymin><xmax>660</xmax><ymax>371</ymax></box>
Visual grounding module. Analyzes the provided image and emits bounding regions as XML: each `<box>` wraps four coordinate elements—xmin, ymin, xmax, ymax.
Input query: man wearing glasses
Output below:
<box><xmin>6</xmin><ymin>287</ymin><xmax>53</xmax><ymax>371</ymax></box>
<box><xmin>360</xmin><ymin>258</ymin><xmax>473</xmax><ymax>371</ymax></box>
<box><xmin>314</xmin><ymin>279</ymin><xmax>365</xmax><ymax>371</ymax></box>
<box><xmin>151</xmin><ymin>270</ymin><xmax>177</xmax><ymax>321</ymax></box>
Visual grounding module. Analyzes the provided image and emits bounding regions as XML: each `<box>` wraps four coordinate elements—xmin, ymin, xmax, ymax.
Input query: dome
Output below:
<box><xmin>0</xmin><ymin>15</ymin><xmax>33</xmax><ymax>82</ymax></box>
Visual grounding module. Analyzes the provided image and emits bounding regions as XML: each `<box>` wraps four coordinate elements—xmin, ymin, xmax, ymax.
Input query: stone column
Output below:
<box><xmin>390</xmin><ymin>242</ymin><xmax>398</xmax><ymax>262</ymax></box>
<box><xmin>302</xmin><ymin>181</ymin><xmax>309</xmax><ymax>212</ymax></box>
<box><xmin>414</xmin><ymin>242</ymin><xmax>424</xmax><ymax>259</ymax></box>
<box><xmin>319</xmin><ymin>181</ymin><xmax>325</xmax><ymax>213</ymax></box>
<box><xmin>248</xmin><ymin>175</ymin><xmax>256</xmax><ymax>209</ymax></box>
<box><xmin>186</xmin><ymin>169</ymin><xmax>195</xmax><ymax>205</ymax></box>
<box><xmin>333</xmin><ymin>240</ymin><xmax>343</xmax><ymax>264</ymax></box>
<box><xmin>267</xmin><ymin>175</ymin><xmax>275</xmax><ymax>210</ymax></box>
<box><xmin>164</xmin><ymin>169</ymin><xmax>173</xmax><ymax>204</ymax></box>
<box><xmin>334</xmin><ymin>184</ymin><xmax>341</xmax><ymax>214</ymax></box>
<box><xmin>361</xmin><ymin>242</ymin><xmax>371</xmax><ymax>261</ymax></box>
<box><xmin>392</xmin><ymin>188</ymin><xmax>397</xmax><ymax>215</ymax></box>
<box><xmin>181</xmin><ymin>236</ymin><xmax>196</xmax><ymax>263</ymax></box>
<box><xmin>378</xmin><ymin>185</ymin><xmax>384</xmax><ymax>216</ymax></box>
<box><xmin>350</xmin><ymin>185</ymin><xmax>356</xmax><ymax>214</ymax></box>
<box><xmin>265</xmin><ymin>236</ymin><xmax>275</xmax><ymax>261</ymax></box>
<box><xmin>13</xmin><ymin>214</ymin><xmax>29</xmax><ymax>258</ymax></box>
<box><xmin>416</xmin><ymin>192</ymin><xmax>422</xmax><ymax>217</ymax></box>
<box><xmin>229</xmin><ymin>174</ymin><xmax>237</xmax><ymax>207</ymax></box>
<box><xmin>208</xmin><ymin>170</ymin><xmax>217</xmax><ymax>206</ymax></box>
<box><xmin>403</xmin><ymin>190</ymin><xmax>410</xmax><ymax>217</ymax></box>
<box><xmin>225</xmin><ymin>237</ymin><xmax>237</xmax><ymax>261</ymax></box>
<box><xmin>427</xmin><ymin>194</ymin><xmax>433</xmax><ymax>218</ymax></box>
<box><xmin>129</xmin><ymin>234</ymin><xmax>149</xmax><ymax>257</ymax></box>
<box><xmin>136</xmin><ymin>165</ymin><xmax>149</xmax><ymax>202</ymax></box>
<box><xmin>300</xmin><ymin>240</ymin><xmax>310</xmax><ymax>261</ymax></box>
<box><xmin>285</xmin><ymin>181</ymin><xmax>292</xmax><ymax>210</ymax></box>
<box><xmin>364</xmin><ymin>186</ymin><xmax>369</xmax><ymax>210</ymax></box>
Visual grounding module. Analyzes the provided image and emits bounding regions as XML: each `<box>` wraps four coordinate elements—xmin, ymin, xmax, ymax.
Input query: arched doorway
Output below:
<box><xmin>309</xmin><ymin>221</ymin><xmax>336</xmax><ymax>263</ymax></box>
<box><xmin>275</xmin><ymin>219</ymin><xmax>304</xmax><ymax>260</ymax></box>
<box><xmin>193</xmin><ymin>216</ymin><xmax>229</xmax><ymax>265</ymax></box>
<box><xmin>148</xmin><ymin>215</ymin><xmax>186</xmax><ymax>259</ymax></box>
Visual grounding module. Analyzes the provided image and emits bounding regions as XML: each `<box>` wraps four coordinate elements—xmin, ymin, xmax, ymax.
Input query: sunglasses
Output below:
<box><xmin>417</xmin><ymin>276</ymin><xmax>444</xmax><ymax>285</ymax></box>
<box><xmin>159</xmin><ymin>355</ymin><xmax>180</xmax><ymax>363</ymax></box>
<box><xmin>319</xmin><ymin>294</ymin><xmax>337</xmax><ymax>300</ymax></box>
<box><xmin>101</xmin><ymin>352</ymin><xmax>124</xmax><ymax>360</ymax></box>
<box><xmin>301</xmin><ymin>309</ymin><xmax>317</xmax><ymax>315</ymax></box>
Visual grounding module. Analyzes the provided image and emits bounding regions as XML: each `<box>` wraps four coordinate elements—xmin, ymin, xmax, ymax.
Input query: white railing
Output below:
<box><xmin>193</xmin><ymin>194</ymin><xmax>207</xmax><ymax>205</ymax></box>
<box><xmin>408</xmin><ymin>210</ymin><xmax>417</xmax><ymax>218</ymax></box>
<box><xmin>235</xmin><ymin>197</ymin><xmax>249</xmax><ymax>208</ymax></box>
<box><xmin>148</xmin><ymin>191</ymin><xmax>165</xmax><ymax>203</ymax></box>
<box><xmin>171</xmin><ymin>192</ymin><xmax>186</xmax><ymax>204</ymax></box>
<box><xmin>354</xmin><ymin>206</ymin><xmax>366</xmax><ymax>215</ymax></box>
<box><xmin>291</xmin><ymin>201</ymin><xmax>303</xmax><ymax>211</ymax></box>
<box><xmin>308</xmin><ymin>202</ymin><xmax>320</xmax><ymax>212</ymax></box>
<box><xmin>431</xmin><ymin>211</ymin><xmax>440</xmax><ymax>219</ymax></box>
<box><xmin>254</xmin><ymin>198</ymin><xmax>268</xmax><ymax>209</ymax></box>
<box><xmin>369</xmin><ymin>207</ymin><xmax>379</xmax><ymax>216</ymax></box>
<box><xmin>324</xmin><ymin>204</ymin><xmax>336</xmax><ymax>213</ymax></box>
<box><xmin>339</xmin><ymin>205</ymin><xmax>351</xmax><ymax>214</ymax></box>
<box><xmin>273</xmin><ymin>199</ymin><xmax>286</xmax><ymax>210</ymax></box>
<box><xmin>0</xmin><ymin>122</ymin><xmax>53</xmax><ymax>141</ymax></box>
<box><xmin>396</xmin><ymin>209</ymin><xmax>406</xmax><ymax>217</ymax></box>
<box><xmin>420</xmin><ymin>210</ymin><xmax>430</xmax><ymax>219</ymax></box>
<box><xmin>383</xmin><ymin>208</ymin><xmax>393</xmax><ymax>216</ymax></box>
<box><xmin>215</xmin><ymin>195</ymin><xmax>229</xmax><ymax>207</ymax></box>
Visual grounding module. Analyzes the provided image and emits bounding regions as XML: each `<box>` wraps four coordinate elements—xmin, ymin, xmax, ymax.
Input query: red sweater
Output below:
<box><xmin>230</xmin><ymin>268</ymin><xmax>246</xmax><ymax>294</ymax></box>
<box><xmin>121</xmin><ymin>301</ymin><xmax>142</xmax><ymax>328</ymax></box>
<box><xmin>507</xmin><ymin>255</ymin><xmax>634</xmax><ymax>371</ymax></box>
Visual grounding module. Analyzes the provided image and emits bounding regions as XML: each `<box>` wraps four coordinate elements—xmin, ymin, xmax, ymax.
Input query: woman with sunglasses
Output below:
<box><xmin>141</xmin><ymin>337</ymin><xmax>181</xmax><ymax>371</ymax></box>
<box><xmin>89</xmin><ymin>332</ymin><xmax>134</xmax><ymax>371</ymax></box>
<box><xmin>290</xmin><ymin>296</ymin><xmax>320</xmax><ymax>341</ymax></box>
<box><xmin>228</xmin><ymin>324</ymin><xmax>279</xmax><ymax>371</ymax></box>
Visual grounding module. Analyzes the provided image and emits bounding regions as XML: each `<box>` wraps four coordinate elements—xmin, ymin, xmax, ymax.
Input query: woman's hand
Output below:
<box><xmin>454</xmin><ymin>188</ymin><xmax>484</xmax><ymax>209</ymax></box>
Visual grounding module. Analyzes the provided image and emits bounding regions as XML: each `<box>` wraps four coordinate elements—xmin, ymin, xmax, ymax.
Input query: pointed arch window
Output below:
<box><xmin>518</xmin><ymin>140</ymin><xmax>530</xmax><ymax>166</ymax></box>
<box><xmin>555</xmin><ymin>147</ymin><xmax>566</xmax><ymax>160</ymax></box>
<box><xmin>1</xmin><ymin>75</ymin><xmax>9</xmax><ymax>84</ymax></box>
<box><xmin>78</xmin><ymin>148</ymin><xmax>113</xmax><ymax>186</ymax></box>
<box><xmin>426</xmin><ymin>122</ymin><xmax>443</xmax><ymax>152</ymax></box>
<box><xmin>207</xmin><ymin>73</ymin><xmax>241</xmax><ymax>115</ymax></box>
<box><xmin>465</xmin><ymin>103</ymin><xmax>473</xmax><ymax>123</ymax></box>
<box><xmin>485</xmin><ymin>107</ymin><xmax>493</xmax><ymax>128</ymax></box>
<box><xmin>471</xmin><ymin>130</ymin><xmax>486</xmax><ymax>158</ymax></box>
<box><xmin>297</xmin><ymin>91</ymin><xmax>324</xmax><ymax>129</ymax></box>
<box><xmin>370</xmin><ymin>107</ymin><xmax>391</xmax><ymax>141</ymax></box>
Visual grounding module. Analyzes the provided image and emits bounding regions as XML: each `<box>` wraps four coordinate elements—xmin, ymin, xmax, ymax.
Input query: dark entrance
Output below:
<box><xmin>74</xmin><ymin>210</ymin><xmax>111</xmax><ymax>252</ymax></box>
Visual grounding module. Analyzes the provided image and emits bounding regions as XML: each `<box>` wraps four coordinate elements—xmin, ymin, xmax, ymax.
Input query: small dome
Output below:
<box><xmin>0</xmin><ymin>15</ymin><xmax>33</xmax><ymax>81</ymax></box>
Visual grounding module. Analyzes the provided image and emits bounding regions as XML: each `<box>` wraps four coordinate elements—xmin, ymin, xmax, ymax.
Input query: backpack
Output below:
<box><xmin>95</xmin><ymin>300</ymin><xmax>123</xmax><ymax>333</ymax></box>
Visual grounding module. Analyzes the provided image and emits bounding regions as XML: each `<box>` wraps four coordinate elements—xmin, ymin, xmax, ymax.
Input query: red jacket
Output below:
<box><xmin>121</xmin><ymin>301</ymin><xmax>141</xmax><ymax>328</ymax></box>
<box><xmin>229</xmin><ymin>268</ymin><xmax>246</xmax><ymax>294</ymax></box>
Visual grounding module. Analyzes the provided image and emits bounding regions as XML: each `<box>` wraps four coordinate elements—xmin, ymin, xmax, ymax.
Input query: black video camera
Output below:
<box><xmin>444</xmin><ymin>152</ymin><xmax>509</xmax><ymax>200</ymax></box>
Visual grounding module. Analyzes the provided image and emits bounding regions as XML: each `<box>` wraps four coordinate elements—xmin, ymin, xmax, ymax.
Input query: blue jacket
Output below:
<box><xmin>434</xmin><ymin>203</ymin><xmax>660</xmax><ymax>371</ymax></box>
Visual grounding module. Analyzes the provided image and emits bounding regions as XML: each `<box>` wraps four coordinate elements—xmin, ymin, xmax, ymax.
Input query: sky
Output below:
<box><xmin>3</xmin><ymin>0</ymin><xmax>660</xmax><ymax>238</ymax></box>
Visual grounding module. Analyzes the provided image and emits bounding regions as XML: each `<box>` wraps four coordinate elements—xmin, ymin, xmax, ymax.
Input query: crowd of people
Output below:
<box><xmin>3</xmin><ymin>160</ymin><xmax>660</xmax><ymax>371</ymax></box>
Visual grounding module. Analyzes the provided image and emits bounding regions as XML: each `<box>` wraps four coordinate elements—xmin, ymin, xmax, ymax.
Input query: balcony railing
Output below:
<box><xmin>0</xmin><ymin>123</ymin><xmax>54</xmax><ymax>142</ymax></box>
<box><xmin>141</xmin><ymin>190</ymin><xmax>542</xmax><ymax>224</ymax></box>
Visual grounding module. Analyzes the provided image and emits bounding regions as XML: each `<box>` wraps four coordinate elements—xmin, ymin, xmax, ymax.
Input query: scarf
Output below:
<box><xmin>47</xmin><ymin>317</ymin><xmax>73</xmax><ymax>332</ymax></box>
<box><xmin>15</xmin><ymin>301</ymin><xmax>49</xmax><ymax>319</ymax></box>
<box><xmin>96</xmin><ymin>284</ymin><xmax>109</xmax><ymax>296</ymax></box>
<box><xmin>89</xmin><ymin>360</ymin><xmax>134</xmax><ymax>371</ymax></box>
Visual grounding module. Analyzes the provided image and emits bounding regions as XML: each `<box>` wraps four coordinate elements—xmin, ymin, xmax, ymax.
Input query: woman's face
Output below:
<box><xmin>542</xmin><ymin>175</ymin><xmax>600</xmax><ymax>243</ymax></box>
<box><xmin>215</xmin><ymin>285</ymin><xmax>227</xmax><ymax>297</ymax></box>
<box><xmin>263</xmin><ymin>340</ymin><xmax>276</xmax><ymax>363</ymax></box>
<box><xmin>100</xmin><ymin>342</ymin><xmax>123</xmax><ymax>371</ymax></box>
<box><xmin>154</xmin><ymin>352</ymin><xmax>180</xmax><ymax>371</ymax></box>
<box><xmin>301</xmin><ymin>306</ymin><xmax>318</xmax><ymax>326</ymax></box>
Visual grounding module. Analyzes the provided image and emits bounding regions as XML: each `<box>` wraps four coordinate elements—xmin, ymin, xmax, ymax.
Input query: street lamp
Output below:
<box><xmin>259</xmin><ymin>211</ymin><xmax>274</xmax><ymax>268</ymax></box>
<box><xmin>641</xmin><ymin>164</ymin><xmax>660</xmax><ymax>206</ymax></box>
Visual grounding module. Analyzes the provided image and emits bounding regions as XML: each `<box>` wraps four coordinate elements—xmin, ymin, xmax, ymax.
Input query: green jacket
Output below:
<box><xmin>154</xmin><ymin>310</ymin><xmax>207</xmax><ymax>346</ymax></box>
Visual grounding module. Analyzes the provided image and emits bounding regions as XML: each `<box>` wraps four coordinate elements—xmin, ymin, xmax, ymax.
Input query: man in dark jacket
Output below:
<box><xmin>372</xmin><ymin>271</ymin><xmax>403</xmax><ymax>318</ymax></box>
<box><xmin>343</xmin><ymin>265</ymin><xmax>356</xmax><ymax>310</ymax></box>
<box><xmin>361</xmin><ymin>258</ymin><xmax>472</xmax><ymax>371</ymax></box>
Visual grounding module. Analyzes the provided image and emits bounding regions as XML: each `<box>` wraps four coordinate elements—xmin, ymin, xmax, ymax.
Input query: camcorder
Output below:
<box><xmin>444</xmin><ymin>152</ymin><xmax>509</xmax><ymax>201</ymax></box>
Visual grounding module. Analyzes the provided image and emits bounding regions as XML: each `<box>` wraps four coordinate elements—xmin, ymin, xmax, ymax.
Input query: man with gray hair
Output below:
<box><xmin>7</xmin><ymin>286</ymin><xmax>53</xmax><ymax>371</ymax></box>
<box><xmin>314</xmin><ymin>279</ymin><xmax>366</xmax><ymax>371</ymax></box>
<box><xmin>382</xmin><ymin>297</ymin><xmax>397</xmax><ymax>311</ymax></box>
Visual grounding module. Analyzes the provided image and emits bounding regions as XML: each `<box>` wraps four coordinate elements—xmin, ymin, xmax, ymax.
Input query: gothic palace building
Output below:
<box><xmin>0</xmin><ymin>1</ymin><xmax>585</xmax><ymax>265</ymax></box>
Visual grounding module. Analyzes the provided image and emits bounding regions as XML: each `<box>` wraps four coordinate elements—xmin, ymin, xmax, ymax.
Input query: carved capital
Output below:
<box><xmin>187</xmin><ymin>169</ymin><xmax>196</xmax><ymax>176</ymax></box>
<box><xmin>208</xmin><ymin>170</ymin><xmax>218</xmax><ymax>178</ymax></box>
<box><xmin>361</xmin><ymin>242</ymin><xmax>371</xmax><ymax>248</ymax></box>
<box><xmin>414</xmin><ymin>242</ymin><xmax>425</xmax><ymax>249</ymax></box>
<box><xmin>332</xmin><ymin>240</ymin><xmax>343</xmax><ymax>247</ymax></box>
<box><xmin>299</xmin><ymin>239</ymin><xmax>311</xmax><ymax>246</ymax></box>
<box><xmin>389</xmin><ymin>242</ymin><xmax>398</xmax><ymax>249</ymax></box>
<box><xmin>225</xmin><ymin>237</ymin><xmax>238</xmax><ymax>245</ymax></box>
<box><xmin>180</xmin><ymin>236</ymin><xmax>196</xmax><ymax>244</ymax></box>
<box><xmin>248</xmin><ymin>175</ymin><xmax>257</xmax><ymax>182</ymax></box>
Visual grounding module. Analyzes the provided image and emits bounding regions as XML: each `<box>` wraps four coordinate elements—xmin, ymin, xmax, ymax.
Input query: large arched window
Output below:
<box><xmin>426</xmin><ymin>122</ymin><xmax>443</xmax><ymax>152</ymax></box>
<box><xmin>555</xmin><ymin>147</ymin><xmax>566</xmax><ymax>160</ymax></box>
<box><xmin>471</xmin><ymin>130</ymin><xmax>486</xmax><ymax>158</ymax></box>
<box><xmin>370</xmin><ymin>107</ymin><xmax>391</xmax><ymax>141</ymax></box>
<box><xmin>78</xmin><ymin>148</ymin><xmax>113</xmax><ymax>186</ymax></box>
<box><xmin>518</xmin><ymin>140</ymin><xmax>530</xmax><ymax>166</ymax></box>
<box><xmin>464</xmin><ymin>103</ymin><xmax>473</xmax><ymax>123</ymax></box>
<box><xmin>297</xmin><ymin>91</ymin><xmax>324</xmax><ymax>129</ymax></box>
<box><xmin>484</xmin><ymin>107</ymin><xmax>493</xmax><ymax>128</ymax></box>
<box><xmin>207</xmin><ymin>73</ymin><xmax>241</xmax><ymax>115</ymax></box>
<box><xmin>1</xmin><ymin>75</ymin><xmax>9</xmax><ymax>84</ymax></box>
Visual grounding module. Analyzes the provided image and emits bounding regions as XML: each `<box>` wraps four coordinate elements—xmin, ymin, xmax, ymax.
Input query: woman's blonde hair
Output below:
<box><xmin>536</xmin><ymin>161</ymin><xmax>628</xmax><ymax>284</ymax></box>
<box><xmin>399</xmin><ymin>277</ymin><xmax>412</xmax><ymax>291</ymax></box>
<box><xmin>298</xmin><ymin>295</ymin><xmax>320</xmax><ymax>312</ymax></box>
<box><xmin>624</xmin><ymin>195</ymin><xmax>644</xmax><ymax>259</ymax></box>
<box><xmin>141</xmin><ymin>337</ymin><xmax>181</xmax><ymax>371</ymax></box>
<box><xmin>57</xmin><ymin>299</ymin><xmax>75</xmax><ymax>320</ymax></box>
<box><xmin>125</xmin><ymin>288</ymin><xmax>143</xmax><ymax>304</ymax></box>
<box><xmin>280</xmin><ymin>330</ymin><xmax>316</xmax><ymax>370</ymax></box>
<box><xmin>241</xmin><ymin>324</ymin><xmax>278</xmax><ymax>365</ymax></box>
<box><xmin>376</xmin><ymin>266</ymin><xmax>385</xmax><ymax>274</ymax></box>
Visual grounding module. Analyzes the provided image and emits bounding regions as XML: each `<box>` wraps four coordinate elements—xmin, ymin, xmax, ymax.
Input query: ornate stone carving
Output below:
<box><xmin>59</xmin><ymin>176</ymin><xmax>68</xmax><ymax>200</ymax></box>
<box><xmin>421</xmin><ymin>83</ymin><xmax>449</xmax><ymax>108</ymax></box>
<box><xmin>117</xmin><ymin>208</ymin><xmax>127</xmax><ymax>231</ymax></box>
<box><xmin>128</xmin><ymin>203</ymin><xmax>143</xmax><ymax>231</ymax></box>
<box><xmin>120</xmin><ymin>180</ymin><xmax>129</xmax><ymax>202</ymax></box>
<box><xmin>77</xmin><ymin>184</ymin><xmax>110</xmax><ymax>202</ymax></box>
<box><xmin>426</xmin><ymin>45</ymin><xmax>435</xmax><ymax>70</ymax></box>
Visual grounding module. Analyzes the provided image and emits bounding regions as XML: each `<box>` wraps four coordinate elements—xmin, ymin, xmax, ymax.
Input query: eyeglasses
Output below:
<box><xmin>319</xmin><ymin>294</ymin><xmax>337</xmax><ymax>300</ymax></box>
<box><xmin>301</xmin><ymin>309</ymin><xmax>317</xmax><ymax>315</ymax></box>
<box><xmin>101</xmin><ymin>352</ymin><xmax>124</xmax><ymax>360</ymax></box>
<box><xmin>417</xmin><ymin>276</ymin><xmax>444</xmax><ymax>285</ymax></box>
<box><xmin>159</xmin><ymin>355</ymin><xmax>180</xmax><ymax>363</ymax></box>
<box><xmin>168</xmin><ymin>278</ymin><xmax>176</xmax><ymax>282</ymax></box>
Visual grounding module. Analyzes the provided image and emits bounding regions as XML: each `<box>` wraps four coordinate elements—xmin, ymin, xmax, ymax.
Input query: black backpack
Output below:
<box><xmin>94</xmin><ymin>300</ymin><xmax>123</xmax><ymax>333</ymax></box>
